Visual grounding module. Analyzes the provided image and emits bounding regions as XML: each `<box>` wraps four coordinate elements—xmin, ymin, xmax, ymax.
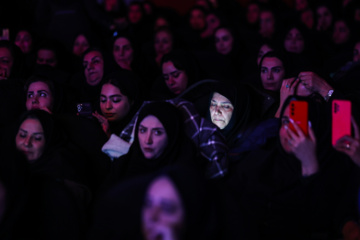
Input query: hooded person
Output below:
<box><xmin>226</xmin><ymin>95</ymin><xmax>359</xmax><ymax>239</ymax></box>
<box><xmin>109</xmin><ymin>101</ymin><xmax>198</xmax><ymax>183</ymax></box>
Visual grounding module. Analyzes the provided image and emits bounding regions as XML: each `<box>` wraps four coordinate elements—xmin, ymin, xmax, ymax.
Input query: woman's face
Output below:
<box><xmin>295</xmin><ymin>0</ymin><xmax>308</xmax><ymax>11</ymax></box>
<box><xmin>142</xmin><ymin>176</ymin><xmax>184</xmax><ymax>240</ymax></box>
<box><xmin>0</xmin><ymin>47</ymin><xmax>13</xmax><ymax>80</ymax></box>
<box><xmin>154</xmin><ymin>31</ymin><xmax>173</xmax><ymax>56</ymax></box>
<box><xmin>215</xmin><ymin>28</ymin><xmax>234</xmax><ymax>55</ymax></box>
<box><xmin>316</xmin><ymin>6</ymin><xmax>333</xmax><ymax>31</ymax></box>
<box><xmin>246</xmin><ymin>3</ymin><xmax>260</xmax><ymax>24</ymax></box>
<box><xmin>83</xmin><ymin>50</ymin><xmax>104</xmax><ymax>86</ymax></box>
<box><xmin>259</xmin><ymin>11</ymin><xmax>275</xmax><ymax>38</ymax></box>
<box><xmin>14</xmin><ymin>30</ymin><xmax>33</xmax><ymax>54</ymax></box>
<box><xmin>257</xmin><ymin>44</ymin><xmax>273</xmax><ymax>65</ymax></box>
<box><xmin>353</xmin><ymin>42</ymin><xmax>360</xmax><ymax>62</ymax></box>
<box><xmin>128</xmin><ymin>4</ymin><xmax>143</xmax><ymax>24</ymax></box>
<box><xmin>206</xmin><ymin>13</ymin><xmax>220</xmax><ymax>33</ymax></box>
<box><xmin>16</xmin><ymin>118</ymin><xmax>45</xmax><ymax>161</ymax></box>
<box><xmin>189</xmin><ymin>9</ymin><xmax>206</xmax><ymax>30</ymax></box>
<box><xmin>73</xmin><ymin>34</ymin><xmax>90</xmax><ymax>57</ymax></box>
<box><xmin>301</xmin><ymin>9</ymin><xmax>314</xmax><ymax>29</ymax></box>
<box><xmin>138</xmin><ymin>115</ymin><xmax>168</xmax><ymax>159</ymax></box>
<box><xmin>260</xmin><ymin>57</ymin><xmax>285</xmax><ymax>91</ymax></box>
<box><xmin>113</xmin><ymin>37</ymin><xmax>134</xmax><ymax>67</ymax></box>
<box><xmin>162</xmin><ymin>61</ymin><xmax>189</xmax><ymax>95</ymax></box>
<box><xmin>210</xmin><ymin>92</ymin><xmax>234</xmax><ymax>129</ymax></box>
<box><xmin>100</xmin><ymin>83</ymin><xmax>131</xmax><ymax>122</ymax></box>
<box><xmin>333</xmin><ymin>20</ymin><xmax>350</xmax><ymax>45</ymax></box>
<box><xmin>284</xmin><ymin>28</ymin><xmax>305</xmax><ymax>54</ymax></box>
<box><xmin>280</xmin><ymin>105</ymin><xmax>292</xmax><ymax>153</ymax></box>
<box><xmin>26</xmin><ymin>81</ymin><xmax>54</xmax><ymax>112</ymax></box>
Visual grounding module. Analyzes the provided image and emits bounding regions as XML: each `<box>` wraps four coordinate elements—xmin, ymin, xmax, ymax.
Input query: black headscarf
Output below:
<box><xmin>207</xmin><ymin>82</ymin><xmax>257</xmax><ymax>146</ymax></box>
<box><xmin>115</xmin><ymin>102</ymin><xmax>196</xmax><ymax>179</ymax></box>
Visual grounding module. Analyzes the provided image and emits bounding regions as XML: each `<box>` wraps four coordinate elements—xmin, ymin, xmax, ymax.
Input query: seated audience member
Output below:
<box><xmin>93</xmin><ymin>70</ymin><xmax>142</xmax><ymax>138</ymax></box>
<box><xmin>151</xmin><ymin>50</ymin><xmax>200</xmax><ymax>100</ymax></box>
<box><xmin>227</xmin><ymin>95</ymin><xmax>359</xmax><ymax>239</ymax></box>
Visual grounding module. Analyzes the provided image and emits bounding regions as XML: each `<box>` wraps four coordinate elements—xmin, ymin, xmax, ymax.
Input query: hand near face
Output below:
<box><xmin>334</xmin><ymin>117</ymin><xmax>360</xmax><ymax>167</ymax></box>
<box><xmin>298</xmin><ymin>71</ymin><xmax>332</xmax><ymax>98</ymax></box>
<box><xmin>92</xmin><ymin>111</ymin><xmax>111</xmax><ymax>137</ymax></box>
<box><xmin>285</xmin><ymin>119</ymin><xmax>318</xmax><ymax>176</ymax></box>
<box><xmin>275</xmin><ymin>77</ymin><xmax>298</xmax><ymax>118</ymax></box>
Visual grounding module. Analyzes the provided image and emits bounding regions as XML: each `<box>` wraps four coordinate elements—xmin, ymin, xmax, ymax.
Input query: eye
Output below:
<box><xmin>112</xmin><ymin>97</ymin><xmax>121</xmax><ymax>103</ymax></box>
<box><xmin>171</xmin><ymin>72</ymin><xmax>180</xmax><ymax>78</ymax></box>
<box><xmin>139</xmin><ymin>127</ymin><xmax>147</xmax><ymax>133</ymax></box>
<box><xmin>222</xmin><ymin>104</ymin><xmax>232</xmax><ymax>109</ymax></box>
<box><xmin>154</xmin><ymin>130</ymin><xmax>163</xmax><ymax>136</ymax></box>
<box><xmin>260</xmin><ymin>68</ymin><xmax>267</xmax><ymax>73</ymax></box>
<box><xmin>161</xmin><ymin>203</ymin><xmax>177</xmax><ymax>214</ymax></box>
<box><xmin>281</xmin><ymin>118</ymin><xmax>290</xmax><ymax>125</ymax></box>
<box><xmin>100</xmin><ymin>97</ymin><xmax>106</xmax><ymax>103</ymax></box>
<box><xmin>163</xmin><ymin>75</ymin><xmax>169</xmax><ymax>81</ymax></box>
<box><xmin>83</xmin><ymin>62</ymin><xmax>88</xmax><ymax>68</ymax></box>
<box><xmin>273</xmin><ymin>68</ymin><xmax>282</xmax><ymax>73</ymax></box>
<box><xmin>34</xmin><ymin>136</ymin><xmax>43</xmax><ymax>141</ymax></box>
<box><xmin>40</xmin><ymin>92</ymin><xmax>47</xmax><ymax>97</ymax></box>
<box><xmin>27</xmin><ymin>93</ymin><xmax>34</xmax><ymax>99</ymax></box>
<box><xmin>93</xmin><ymin>59</ymin><xmax>100</xmax><ymax>65</ymax></box>
<box><xmin>18</xmin><ymin>132</ymin><xmax>26</xmax><ymax>138</ymax></box>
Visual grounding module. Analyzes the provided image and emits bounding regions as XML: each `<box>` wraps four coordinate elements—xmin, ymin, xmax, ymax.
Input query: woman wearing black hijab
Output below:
<box><xmin>226</xmin><ymin>95</ymin><xmax>359</xmax><ymax>239</ymax></box>
<box><xmin>110</xmin><ymin>101</ymin><xmax>197</xmax><ymax>182</ymax></box>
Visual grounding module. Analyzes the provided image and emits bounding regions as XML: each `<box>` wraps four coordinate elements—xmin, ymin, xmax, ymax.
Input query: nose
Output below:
<box><xmin>214</xmin><ymin>105</ymin><xmax>222</xmax><ymax>115</ymax></box>
<box><xmin>145</xmin><ymin>132</ymin><xmax>153</xmax><ymax>145</ymax></box>
<box><xmin>32</xmin><ymin>95</ymin><xmax>39</xmax><ymax>104</ymax></box>
<box><xmin>87</xmin><ymin>62</ymin><xmax>94</xmax><ymax>70</ymax></box>
<box><xmin>167</xmin><ymin>76</ymin><xmax>175</xmax><ymax>86</ymax></box>
<box><xmin>24</xmin><ymin>136</ymin><xmax>32</xmax><ymax>147</ymax></box>
<box><xmin>105</xmin><ymin>100</ymin><xmax>112</xmax><ymax>109</ymax></box>
<box><xmin>267</xmin><ymin>71</ymin><xmax>273</xmax><ymax>80</ymax></box>
<box><xmin>119</xmin><ymin>48</ymin><xmax>124</xmax><ymax>56</ymax></box>
<box><xmin>149</xmin><ymin>206</ymin><xmax>161</xmax><ymax>222</ymax></box>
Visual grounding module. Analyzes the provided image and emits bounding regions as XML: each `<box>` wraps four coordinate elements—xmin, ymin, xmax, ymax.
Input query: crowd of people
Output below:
<box><xmin>1</xmin><ymin>0</ymin><xmax>360</xmax><ymax>239</ymax></box>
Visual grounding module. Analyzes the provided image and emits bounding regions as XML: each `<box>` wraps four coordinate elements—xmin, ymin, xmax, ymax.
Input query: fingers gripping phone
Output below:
<box><xmin>289</xmin><ymin>100</ymin><xmax>309</xmax><ymax>136</ymax></box>
<box><xmin>332</xmin><ymin>100</ymin><xmax>351</xmax><ymax>146</ymax></box>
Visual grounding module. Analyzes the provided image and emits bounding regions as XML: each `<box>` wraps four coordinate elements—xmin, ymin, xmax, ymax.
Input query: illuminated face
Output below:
<box><xmin>128</xmin><ymin>4</ymin><xmax>142</xmax><ymax>24</ymax></box>
<box><xmin>26</xmin><ymin>81</ymin><xmax>54</xmax><ymax>111</ymax></box>
<box><xmin>280</xmin><ymin>105</ymin><xmax>292</xmax><ymax>153</ymax></box>
<box><xmin>162</xmin><ymin>61</ymin><xmax>188</xmax><ymax>95</ymax></box>
<box><xmin>247</xmin><ymin>3</ymin><xmax>260</xmax><ymax>24</ymax></box>
<box><xmin>83</xmin><ymin>50</ymin><xmax>104</xmax><ymax>86</ymax></box>
<box><xmin>257</xmin><ymin>44</ymin><xmax>273</xmax><ymax>65</ymax></box>
<box><xmin>113</xmin><ymin>37</ymin><xmax>134</xmax><ymax>69</ymax></box>
<box><xmin>316</xmin><ymin>6</ymin><xmax>333</xmax><ymax>31</ymax></box>
<box><xmin>0</xmin><ymin>47</ymin><xmax>13</xmax><ymax>80</ymax></box>
<box><xmin>100</xmin><ymin>83</ymin><xmax>131</xmax><ymax>122</ymax></box>
<box><xmin>260</xmin><ymin>57</ymin><xmax>285</xmax><ymax>91</ymax></box>
<box><xmin>215</xmin><ymin>28</ymin><xmax>234</xmax><ymax>55</ymax></box>
<box><xmin>333</xmin><ymin>20</ymin><xmax>350</xmax><ymax>45</ymax></box>
<box><xmin>189</xmin><ymin>9</ymin><xmax>206</xmax><ymax>30</ymax></box>
<box><xmin>284</xmin><ymin>28</ymin><xmax>305</xmax><ymax>54</ymax></box>
<box><xmin>16</xmin><ymin>118</ymin><xmax>46</xmax><ymax>162</ymax></box>
<box><xmin>154</xmin><ymin>31</ymin><xmax>173</xmax><ymax>56</ymax></box>
<box><xmin>36</xmin><ymin>49</ymin><xmax>57</xmax><ymax>67</ymax></box>
<box><xmin>138</xmin><ymin>115</ymin><xmax>168</xmax><ymax>159</ymax></box>
<box><xmin>73</xmin><ymin>34</ymin><xmax>90</xmax><ymax>56</ymax></box>
<box><xmin>210</xmin><ymin>92</ymin><xmax>234</xmax><ymax>129</ymax></box>
<box><xmin>14</xmin><ymin>30</ymin><xmax>33</xmax><ymax>54</ymax></box>
<box><xmin>259</xmin><ymin>11</ymin><xmax>275</xmax><ymax>38</ymax></box>
<box><xmin>353</xmin><ymin>42</ymin><xmax>360</xmax><ymax>62</ymax></box>
<box><xmin>142</xmin><ymin>176</ymin><xmax>184</xmax><ymax>240</ymax></box>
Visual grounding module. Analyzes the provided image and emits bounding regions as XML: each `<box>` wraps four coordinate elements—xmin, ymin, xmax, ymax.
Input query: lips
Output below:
<box><xmin>104</xmin><ymin>113</ymin><xmax>115</xmax><ymax>118</ymax></box>
<box><xmin>143</xmin><ymin>147</ymin><xmax>153</xmax><ymax>152</ymax></box>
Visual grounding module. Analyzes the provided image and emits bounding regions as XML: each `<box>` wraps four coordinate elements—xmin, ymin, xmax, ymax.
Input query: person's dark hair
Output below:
<box><xmin>259</xmin><ymin>50</ymin><xmax>289</xmax><ymax>78</ymax></box>
<box><xmin>82</xmin><ymin>47</ymin><xmax>104</xmax><ymax>62</ymax></box>
<box><xmin>161</xmin><ymin>50</ymin><xmax>200</xmax><ymax>85</ymax></box>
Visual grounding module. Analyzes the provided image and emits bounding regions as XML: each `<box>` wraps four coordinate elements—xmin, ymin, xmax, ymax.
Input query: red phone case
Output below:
<box><xmin>289</xmin><ymin>100</ymin><xmax>308</xmax><ymax>136</ymax></box>
<box><xmin>332</xmin><ymin>100</ymin><xmax>351</xmax><ymax>146</ymax></box>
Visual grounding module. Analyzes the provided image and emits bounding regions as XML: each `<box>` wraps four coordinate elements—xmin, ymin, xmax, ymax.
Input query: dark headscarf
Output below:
<box><xmin>207</xmin><ymin>82</ymin><xmax>258</xmax><ymax>146</ymax></box>
<box><xmin>114</xmin><ymin>102</ymin><xmax>196</xmax><ymax>179</ymax></box>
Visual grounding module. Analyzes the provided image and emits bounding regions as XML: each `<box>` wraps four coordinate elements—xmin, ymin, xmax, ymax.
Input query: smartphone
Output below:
<box><xmin>289</xmin><ymin>100</ymin><xmax>308</xmax><ymax>136</ymax></box>
<box><xmin>76</xmin><ymin>103</ymin><xmax>93</xmax><ymax>118</ymax></box>
<box><xmin>332</xmin><ymin>100</ymin><xmax>351</xmax><ymax>146</ymax></box>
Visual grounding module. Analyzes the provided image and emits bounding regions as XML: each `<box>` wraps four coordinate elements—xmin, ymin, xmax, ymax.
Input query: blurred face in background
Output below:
<box><xmin>162</xmin><ymin>61</ymin><xmax>189</xmax><ymax>95</ymax></box>
<box><xmin>26</xmin><ymin>81</ymin><xmax>54</xmax><ymax>112</ymax></box>
<box><xmin>113</xmin><ymin>37</ymin><xmax>134</xmax><ymax>69</ymax></box>
<box><xmin>259</xmin><ymin>10</ymin><xmax>275</xmax><ymax>38</ymax></box>
<box><xmin>316</xmin><ymin>6</ymin><xmax>333</xmax><ymax>31</ymax></box>
<box><xmin>353</xmin><ymin>42</ymin><xmax>360</xmax><ymax>62</ymax></box>
<box><xmin>189</xmin><ymin>9</ymin><xmax>206</xmax><ymax>30</ymax></box>
<box><xmin>215</xmin><ymin>28</ymin><xmax>234</xmax><ymax>55</ymax></box>
<box><xmin>142</xmin><ymin>176</ymin><xmax>184</xmax><ymax>240</ymax></box>
<box><xmin>128</xmin><ymin>4</ymin><xmax>143</xmax><ymax>24</ymax></box>
<box><xmin>0</xmin><ymin>47</ymin><xmax>13</xmax><ymax>80</ymax></box>
<box><xmin>36</xmin><ymin>49</ymin><xmax>57</xmax><ymax>67</ymax></box>
<box><xmin>257</xmin><ymin>44</ymin><xmax>273</xmax><ymax>65</ymax></box>
<box><xmin>15</xmin><ymin>30</ymin><xmax>33</xmax><ymax>54</ymax></box>
<box><xmin>73</xmin><ymin>34</ymin><xmax>90</xmax><ymax>57</ymax></box>
<box><xmin>247</xmin><ymin>3</ymin><xmax>260</xmax><ymax>24</ymax></box>
<box><xmin>154</xmin><ymin>30</ymin><xmax>173</xmax><ymax>56</ymax></box>
<box><xmin>284</xmin><ymin>28</ymin><xmax>305</xmax><ymax>54</ymax></box>
<box><xmin>333</xmin><ymin>20</ymin><xmax>350</xmax><ymax>45</ymax></box>
<box><xmin>301</xmin><ymin>9</ymin><xmax>314</xmax><ymax>29</ymax></box>
<box><xmin>83</xmin><ymin>50</ymin><xmax>104</xmax><ymax>86</ymax></box>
